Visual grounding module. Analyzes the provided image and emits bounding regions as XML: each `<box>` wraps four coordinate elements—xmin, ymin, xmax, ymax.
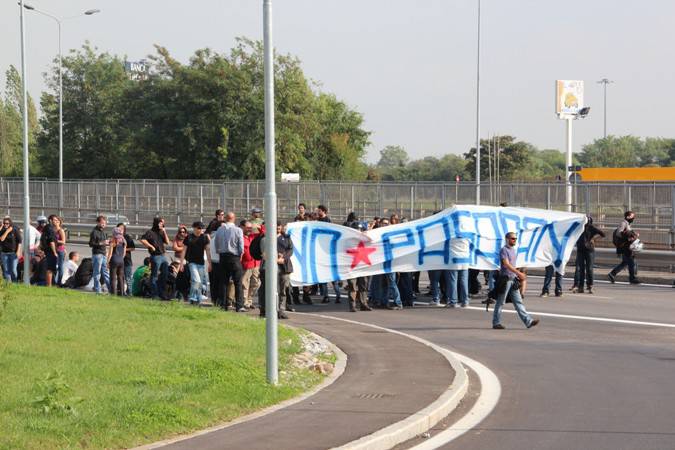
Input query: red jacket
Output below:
<box><xmin>241</xmin><ymin>233</ymin><xmax>261</xmax><ymax>270</ymax></box>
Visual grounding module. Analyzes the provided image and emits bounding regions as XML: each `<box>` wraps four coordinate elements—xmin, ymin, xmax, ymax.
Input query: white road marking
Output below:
<box><xmin>409</xmin><ymin>352</ymin><xmax>501</xmax><ymax>450</ymax></box>
<box><xmin>465</xmin><ymin>306</ymin><xmax>675</xmax><ymax>328</ymax></box>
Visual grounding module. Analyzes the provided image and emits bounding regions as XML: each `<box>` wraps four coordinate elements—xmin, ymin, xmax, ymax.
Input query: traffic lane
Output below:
<box><xmin>499</xmin><ymin>277</ymin><xmax>675</xmax><ymax>326</ymax></box>
<box><xmin>309</xmin><ymin>307</ymin><xmax>675</xmax><ymax>450</ymax></box>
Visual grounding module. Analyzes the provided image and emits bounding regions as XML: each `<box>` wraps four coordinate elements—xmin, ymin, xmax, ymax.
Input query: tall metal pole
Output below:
<box><xmin>58</xmin><ymin>21</ymin><xmax>63</xmax><ymax>216</ymax></box>
<box><xmin>474</xmin><ymin>0</ymin><xmax>481</xmax><ymax>205</ymax></box>
<box><xmin>263</xmin><ymin>0</ymin><xmax>278</xmax><ymax>385</ymax></box>
<box><xmin>565</xmin><ymin>118</ymin><xmax>573</xmax><ymax>212</ymax></box>
<box><xmin>597</xmin><ymin>78</ymin><xmax>612</xmax><ymax>139</ymax></box>
<box><xmin>19</xmin><ymin>0</ymin><xmax>31</xmax><ymax>285</ymax></box>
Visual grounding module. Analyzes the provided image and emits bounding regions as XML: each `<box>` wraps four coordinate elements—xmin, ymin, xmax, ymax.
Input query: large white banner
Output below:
<box><xmin>287</xmin><ymin>205</ymin><xmax>586</xmax><ymax>286</ymax></box>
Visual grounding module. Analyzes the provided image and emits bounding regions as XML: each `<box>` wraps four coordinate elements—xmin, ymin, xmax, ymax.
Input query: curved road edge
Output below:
<box><xmin>298</xmin><ymin>313</ymin><xmax>476</xmax><ymax>450</ymax></box>
<box><xmin>134</xmin><ymin>330</ymin><xmax>348</xmax><ymax>450</ymax></box>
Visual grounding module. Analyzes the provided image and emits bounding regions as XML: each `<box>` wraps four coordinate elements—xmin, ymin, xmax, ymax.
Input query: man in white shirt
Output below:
<box><xmin>61</xmin><ymin>251</ymin><xmax>80</xmax><ymax>286</ymax></box>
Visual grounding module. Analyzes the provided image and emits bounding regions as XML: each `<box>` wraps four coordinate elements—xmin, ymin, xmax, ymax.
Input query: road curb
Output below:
<box><xmin>296</xmin><ymin>313</ymin><xmax>470</xmax><ymax>450</ymax></box>
<box><xmin>134</xmin><ymin>329</ymin><xmax>347</xmax><ymax>450</ymax></box>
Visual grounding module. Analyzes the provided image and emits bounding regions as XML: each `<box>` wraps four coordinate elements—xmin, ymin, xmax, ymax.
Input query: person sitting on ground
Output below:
<box><xmin>30</xmin><ymin>249</ymin><xmax>47</xmax><ymax>286</ymax></box>
<box><xmin>60</xmin><ymin>251</ymin><xmax>80</xmax><ymax>286</ymax></box>
<box><xmin>132</xmin><ymin>257</ymin><xmax>152</xmax><ymax>297</ymax></box>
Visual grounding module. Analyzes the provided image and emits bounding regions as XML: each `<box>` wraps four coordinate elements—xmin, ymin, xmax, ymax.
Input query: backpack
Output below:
<box><xmin>612</xmin><ymin>227</ymin><xmax>626</xmax><ymax>248</ymax></box>
<box><xmin>65</xmin><ymin>257</ymin><xmax>93</xmax><ymax>289</ymax></box>
<box><xmin>250</xmin><ymin>233</ymin><xmax>264</xmax><ymax>261</ymax></box>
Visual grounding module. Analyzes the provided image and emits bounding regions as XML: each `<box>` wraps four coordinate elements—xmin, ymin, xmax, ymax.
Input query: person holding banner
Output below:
<box><xmin>492</xmin><ymin>232</ymin><xmax>540</xmax><ymax>330</ymax></box>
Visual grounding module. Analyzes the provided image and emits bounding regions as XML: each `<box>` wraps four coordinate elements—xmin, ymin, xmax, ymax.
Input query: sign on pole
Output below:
<box><xmin>555</xmin><ymin>80</ymin><xmax>584</xmax><ymax>119</ymax></box>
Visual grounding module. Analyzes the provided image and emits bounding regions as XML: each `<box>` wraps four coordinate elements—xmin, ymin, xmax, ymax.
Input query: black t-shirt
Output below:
<box><xmin>124</xmin><ymin>234</ymin><xmax>135</xmax><ymax>266</ymax></box>
<box><xmin>316</xmin><ymin>216</ymin><xmax>331</xmax><ymax>223</ymax></box>
<box><xmin>0</xmin><ymin>227</ymin><xmax>22</xmax><ymax>253</ymax></box>
<box><xmin>184</xmin><ymin>233</ymin><xmax>209</xmax><ymax>265</ymax></box>
<box><xmin>40</xmin><ymin>224</ymin><xmax>57</xmax><ymax>253</ymax></box>
<box><xmin>141</xmin><ymin>229</ymin><xmax>166</xmax><ymax>256</ymax></box>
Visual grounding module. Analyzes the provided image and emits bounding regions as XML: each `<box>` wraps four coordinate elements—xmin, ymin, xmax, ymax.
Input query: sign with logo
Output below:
<box><xmin>556</xmin><ymin>80</ymin><xmax>584</xmax><ymax>118</ymax></box>
<box><xmin>287</xmin><ymin>205</ymin><xmax>585</xmax><ymax>285</ymax></box>
<box><xmin>125</xmin><ymin>60</ymin><xmax>149</xmax><ymax>81</ymax></box>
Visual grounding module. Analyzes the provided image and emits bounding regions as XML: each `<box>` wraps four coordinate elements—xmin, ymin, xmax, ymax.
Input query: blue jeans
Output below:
<box><xmin>150</xmin><ymin>254</ymin><xmax>168</xmax><ymax>298</ymax></box>
<box><xmin>124</xmin><ymin>263</ymin><xmax>133</xmax><ymax>295</ymax></box>
<box><xmin>611</xmin><ymin>251</ymin><xmax>637</xmax><ymax>282</ymax></box>
<box><xmin>369</xmin><ymin>275</ymin><xmax>384</xmax><ymax>305</ymax></box>
<box><xmin>1</xmin><ymin>253</ymin><xmax>18</xmax><ymax>282</ymax></box>
<box><xmin>92</xmin><ymin>253</ymin><xmax>111</xmax><ymax>293</ymax></box>
<box><xmin>543</xmin><ymin>265</ymin><xmax>562</xmax><ymax>294</ymax></box>
<box><xmin>449</xmin><ymin>269</ymin><xmax>470</xmax><ymax>305</ymax></box>
<box><xmin>385</xmin><ymin>272</ymin><xmax>402</xmax><ymax>307</ymax></box>
<box><xmin>188</xmin><ymin>263</ymin><xmax>207</xmax><ymax>303</ymax></box>
<box><xmin>320</xmin><ymin>281</ymin><xmax>341</xmax><ymax>300</ymax></box>
<box><xmin>429</xmin><ymin>270</ymin><xmax>451</xmax><ymax>303</ymax></box>
<box><xmin>493</xmin><ymin>279</ymin><xmax>533</xmax><ymax>327</ymax></box>
<box><xmin>56</xmin><ymin>250</ymin><xmax>66</xmax><ymax>285</ymax></box>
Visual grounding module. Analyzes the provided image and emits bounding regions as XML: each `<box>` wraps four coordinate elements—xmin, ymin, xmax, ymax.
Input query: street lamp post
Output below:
<box><xmin>263</xmin><ymin>0</ymin><xmax>278</xmax><ymax>385</ymax></box>
<box><xmin>474</xmin><ymin>0</ymin><xmax>481</xmax><ymax>205</ymax></box>
<box><xmin>22</xmin><ymin>3</ymin><xmax>100</xmax><ymax>215</ymax></box>
<box><xmin>19</xmin><ymin>0</ymin><xmax>31</xmax><ymax>285</ymax></box>
<box><xmin>597</xmin><ymin>78</ymin><xmax>613</xmax><ymax>139</ymax></box>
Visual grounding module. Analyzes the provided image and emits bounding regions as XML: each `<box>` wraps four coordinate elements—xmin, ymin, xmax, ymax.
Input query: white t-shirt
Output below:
<box><xmin>61</xmin><ymin>260</ymin><xmax>79</xmax><ymax>284</ymax></box>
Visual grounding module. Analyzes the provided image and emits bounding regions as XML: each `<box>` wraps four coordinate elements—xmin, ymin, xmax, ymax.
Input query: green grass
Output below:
<box><xmin>0</xmin><ymin>281</ymin><xmax>322</xmax><ymax>449</ymax></box>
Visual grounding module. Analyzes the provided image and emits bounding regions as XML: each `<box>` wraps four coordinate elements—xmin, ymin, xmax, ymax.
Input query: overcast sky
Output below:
<box><xmin>1</xmin><ymin>0</ymin><xmax>673</xmax><ymax>163</ymax></box>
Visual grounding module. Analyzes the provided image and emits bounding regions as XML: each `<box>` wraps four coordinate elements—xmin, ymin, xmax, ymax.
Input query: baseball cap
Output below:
<box><xmin>36</xmin><ymin>215</ymin><xmax>47</xmax><ymax>223</ymax></box>
<box><xmin>251</xmin><ymin>207</ymin><xmax>263</xmax><ymax>214</ymax></box>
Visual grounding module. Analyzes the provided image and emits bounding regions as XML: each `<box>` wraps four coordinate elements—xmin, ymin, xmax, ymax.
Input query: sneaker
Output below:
<box><xmin>430</xmin><ymin>300</ymin><xmax>441</xmax><ymax>307</ymax></box>
<box><xmin>528</xmin><ymin>318</ymin><xmax>540</xmax><ymax>328</ymax></box>
<box><xmin>200</xmin><ymin>294</ymin><xmax>209</xmax><ymax>301</ymax></box>
<box><xmin>446</xmin><ymin>303</ymin><xmax>457</xmax><ymax>308</ymax></box>
<box><xmin>335</xmin><ymin>296</ymin><xmax>342</xmax><ymax>304</ymax></box>
<box><xmin>278</xmin><ymin>312</ymin><xmax>289</xmax><ymax>320</ymax></box>
<box><xmin>360</xmin><ymin>305</ymin><xmax>372</xmax><ymax>311</ymax></box>
<box><xmin>630</xmin><ymin>279</ymin><xmax>642</xmax><ymax>285</ymax></box>
<box><xmin>587</xmin><ymin>286</ymin><xmax>594</xmax><ymax>294</ymax></box>
<box><xmin>571</xmin><ymin>287</ymin><xmax>578</xmax><ymax>293</ymax></box>
<box><xmin>460</xmin><ymin>303</ymin><xmax>469</xmax><ymax>308</ymax></box>
<box><xmin>321</xmin><ymin>296</ymin><xmax>330</xmax><ymax>304</ymax></box>
<box><xmin>286</xmin><ymin>306</ymin><xmax>296</xmax><ymax>312</ymax></box>
<box><xmin>578</xmin><ymin>288</ymin><xmax>584</xmax><ymax>294</ymax></box>
<box><xmin>607</xmin><ymin>273</ymin><xmax>616</xmax><ymax>283</ymax></box>
<box><xmin>569</xmin><ymin>285</ymin><xmax>578</xmax><ymax>291</ymax></box>
<box><xmin>349</xmin><ymin>304</ymin><xmax>357</xmax><ymax>312</ymax></box>
<box><xmin>554</xmin><ymin>291</ymin><xmax>563</xmax><ymax>297</ymax></box>
<box><xmin>236</xmin><ymin>307</ymin><xmax>249</xmax><ymax>313</ymax></box>
<box><xmin>539</xmin><ymin>291</ymin><xmax>549</xmax><ymax>298</ymax></box>
<box><xmin>493</xmin><ymin>324</ymin><xmax>505</xmax><ymax>330</ymax></box>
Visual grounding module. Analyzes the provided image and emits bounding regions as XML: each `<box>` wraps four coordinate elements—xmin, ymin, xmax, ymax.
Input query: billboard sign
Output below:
<box><xmin>555</xmin><ymin>80</ymin><xmax>584</xmax><ymax>118</ymax></box>
<box><xmin>125</xmin><ymin>60</ymin><xmax>149</xmax><ymax>81</ymax></box>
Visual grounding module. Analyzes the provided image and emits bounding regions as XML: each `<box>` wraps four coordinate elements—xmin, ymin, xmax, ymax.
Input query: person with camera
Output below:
<box><xmin>0</xmin><ymin>216</ymin><xmax>22</xmax><ymax>282</ymax></box>
<box><xmin>492</xmin><ymin>232</ymin><xmax>539</xmax><ymax>330</ymax></box>
<box><xmin>608</xmin><ymin>211</ymin><xmax>641</xmax><ymax>285</ymax></box>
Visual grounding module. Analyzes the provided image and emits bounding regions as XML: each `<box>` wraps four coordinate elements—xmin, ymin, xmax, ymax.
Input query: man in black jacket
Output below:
<box><xmin>259</xmin><ymin>220</ymin><xmax>293</xmax><ymax>319</ymax></box>
<box><xmin>573</xmin><ymin>216</ymin><xmax>606</xmax><ymax>294</ymax></box>
<box><xmin>88</xmin><ymin>215</ymin><xmax>111</xmax><ymax>293</ymax></box>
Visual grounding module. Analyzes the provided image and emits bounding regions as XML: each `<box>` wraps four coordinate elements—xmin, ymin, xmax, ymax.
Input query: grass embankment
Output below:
<box><xmin>0</xmin><ymin>282</ymin><xmax>322</xmax><ymax>449</ymax></box>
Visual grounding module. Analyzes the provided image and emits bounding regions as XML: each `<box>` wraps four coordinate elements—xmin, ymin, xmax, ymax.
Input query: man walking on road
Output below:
<box><xmin>214</xmin><ymin>212</ymin><xmax>246</xmax><ymax>312</ymax></box>
<box><xmin>493</xmin><ymin>232</ymin><xmax>539</xmax><ymax>330</ymax></box>
<box><xmin>608</xmin><ymin>211</ymin><xmax>641</xmax><ymax>285</ymax></box>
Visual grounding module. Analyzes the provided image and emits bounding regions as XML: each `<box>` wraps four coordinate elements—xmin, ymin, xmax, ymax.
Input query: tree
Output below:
<box><xmin>577</xmin><ymin>136</ymin><xmax>641</xmax><ymax>168</ymax></box>
<box><xmin>1</xmin><ymin>66</ymin><xmax>38</xmax><ymax>176</ymax></box>
<box><xmin>464</xmin><ymin>135</ymin><xmax>538</xmax><ymax>181</ymax></box>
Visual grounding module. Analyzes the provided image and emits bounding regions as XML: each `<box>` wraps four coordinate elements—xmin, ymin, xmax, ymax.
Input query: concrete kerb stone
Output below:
<box><xmin>295</xmin><ymin>313</ymin><xmax>470</xmax><ymax>450</ymax></box>
<box><xmin>134</xmin><ymin>329</ymin><xmax>347</xmax><ymax>450</ymax></box>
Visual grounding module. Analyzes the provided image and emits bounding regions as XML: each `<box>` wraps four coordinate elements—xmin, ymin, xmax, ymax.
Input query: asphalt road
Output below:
<box><xmin>293</xmin><ymin>280</ymin><xmax>675</xmax><ymax>450</ymax></box>
<box><xmin>68</xmin><ymin>242</ymin><xmax>675</xmax><ymax>449</ymax></box>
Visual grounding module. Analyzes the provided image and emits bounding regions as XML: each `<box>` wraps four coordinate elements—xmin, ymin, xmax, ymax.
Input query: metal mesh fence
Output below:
<box><xmin>1</xmin><ymin>178</ymin><xmax>673</xmax><ymax>247</ymax></box>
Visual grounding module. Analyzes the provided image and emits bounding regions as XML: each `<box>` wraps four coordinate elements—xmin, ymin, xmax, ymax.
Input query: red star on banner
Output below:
<box><xmin>346</xmin><ymin>241</ymin><xmax>377</xmax><ymax>269</ymax></box>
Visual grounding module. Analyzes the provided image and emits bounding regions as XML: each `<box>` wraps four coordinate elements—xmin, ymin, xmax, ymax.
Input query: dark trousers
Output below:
<box><xmin>411</xmin><ymin>271</ymin><xmax>420</xmax><ymax>293</ymax></box>
<box><xmin>611</xmin><ymin>251</ymin><xmax>637</xmax><ymax>282</ymax></box>
<box><xmin>576</xmin><ymin>250</ymin><xmax>595</xmax><ymax>289</ymax></box>
<box><xmin>397</xmin><ymin>272</ymin><xmax>415</xmax><ymax>306</ymax></box>
<box><xmin>220</xmin><ymin>253</ymin><xmax>243</xmax><ymax>310</ymax></box>
<box><xmin>543</xmin><ymin>265</ymin><xmax>563</xmax><ymax>294</ymax></box>
<box><xmin>210</xmin><ymin>261</ymin><xmax>223</xmax><ymax>307</ymax></box>
<box><xmin>110</xmin><ymin>262</ymin><xmax>125</xmax><ymax>296</ymax></box>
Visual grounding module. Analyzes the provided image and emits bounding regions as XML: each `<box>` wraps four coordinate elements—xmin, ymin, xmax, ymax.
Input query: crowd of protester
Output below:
<box><xmin>0</xmin><ymin>205</ymin><xmax>643</xmax><ymax>326</ymax></box>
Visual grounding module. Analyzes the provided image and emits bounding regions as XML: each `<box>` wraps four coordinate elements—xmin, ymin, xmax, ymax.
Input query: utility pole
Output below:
<box><xmin>474</xmin><ymin>0</ymin><xmax>481</xmax><ymax>205</ymax></box>
<box><xmin>19</xmin><ymin>0</ymin><xmax>31</xmax><ymax>285</ymax></box>
<box><xmin>262</xmin><ymin>0</ymin><xmax>278</xmax><ymax>385</ymax></box>
<box><xmin>597</xmin><ymin>78</ymin><xmax>613</xmax><ymax>138</ymax></box>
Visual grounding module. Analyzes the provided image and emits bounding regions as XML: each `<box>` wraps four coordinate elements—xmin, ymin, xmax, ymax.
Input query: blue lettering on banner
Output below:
<box><xmin>416</xmin><ymin>217</ymin><xmax>451</xmax><ymax>265</ymax></box>
<box><xmin>521</xmin><ymin>217</ymin><xmax>547</xmax><ymax>262</ymax></box>
<box><xmin>472</xmin><ymin>212</ymin><xmax>502</xmax><ymax>266</ymax></box>
<box><xmin>382</xmin><ymin>228</ymin><xmax>415</xmax><ymax>273</ymax></box>
<box><xmin>309</xmin><ymin>228</ymin><xmax>342</xmax><ymax>283</ymax></box>
<box><xmin>450</xmin><ymin>210</ymin><xmax>475</xmax><ymax>264</ymax></box>
<box><xmin>547</xmin><ymin>221</ymin><xmax>581</xmax><ymax>269</ymax></box>
<box><xmin>288</xmin><ymin>227</ymin><xmax>310</xmax><ymax>283</ymax></box>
